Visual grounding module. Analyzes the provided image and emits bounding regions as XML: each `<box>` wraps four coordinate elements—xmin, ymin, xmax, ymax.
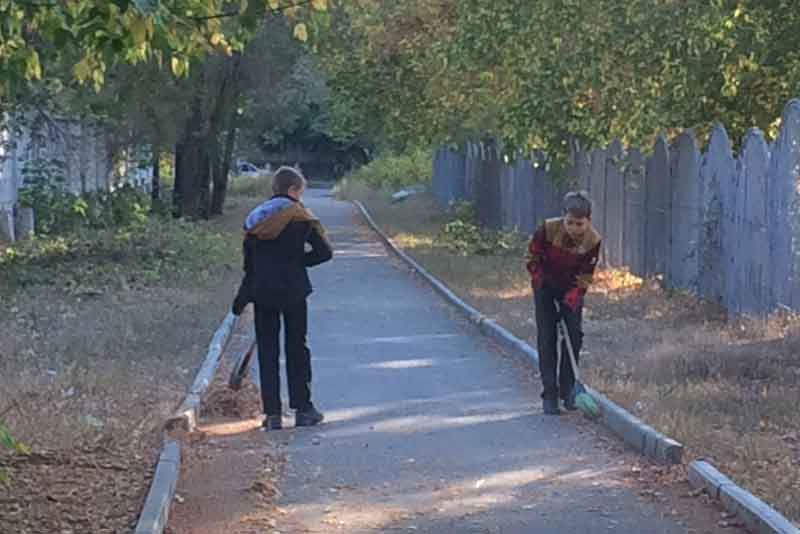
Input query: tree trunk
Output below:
<box><xmin>174</xmin><ymin>139</ymin><xmax>211</xmax><ymax>219</ymax></box>
<box><xmin>197</xmin><ymin>149</ymin><xmax>211</xmax><ymax>219</ymax></box>
<box><xmin>209</xmin><ymin>52</ymin><xmax>243</xmax><ymax>216</ymax></box>
<box><xmin>151</xmin><ymin>148</ymin><xmax>161</xmax><ymax>202</ymax></box>
<box><xmin>172</xmin><ymin>142</ymin><xmax>184</xmax><ymax>218</ymax></box>
<box><xmin>211</xmin><ymin>125</ymin><xmax>237</xmax><ymax>215</ymax></box>
<box><xmin>173</xmin><ymin>90</ymin><xmax>208</xmax><ymax>219</ymax></box>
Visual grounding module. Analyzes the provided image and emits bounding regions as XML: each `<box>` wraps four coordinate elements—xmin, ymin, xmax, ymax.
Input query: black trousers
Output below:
<box><xmin>253</xmin><ymin>298</ymin><xmax>313</xmax><ymax>416</ymax></box>
<box><xmin>534</xmin><ymin>285</ymin><xmax>583</xmax><ymax>401</ymax></box>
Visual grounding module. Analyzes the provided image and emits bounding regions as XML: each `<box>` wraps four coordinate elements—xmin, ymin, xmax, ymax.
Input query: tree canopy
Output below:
<box><xmin>313</xmin><ymin>0</ymin><xmax>800</xmax><ymax>162</ymax></box>
<box><xmin>0</xmin><ymin>0</ymin><xmax>327</xmax><ymax>95</ymax></box>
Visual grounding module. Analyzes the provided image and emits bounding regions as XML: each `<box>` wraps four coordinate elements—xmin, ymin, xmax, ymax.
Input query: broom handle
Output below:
<box><xmin>554</xmin><ymin>300</ymin><xmax>581</xmax><ymax>384</ymax></box>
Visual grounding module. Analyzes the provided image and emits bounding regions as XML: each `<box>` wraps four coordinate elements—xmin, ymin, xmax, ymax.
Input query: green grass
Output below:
<box><xmin>1</xmin><ymin>216</ymin><xmax>236</xmax><ymax>297</ymax></box>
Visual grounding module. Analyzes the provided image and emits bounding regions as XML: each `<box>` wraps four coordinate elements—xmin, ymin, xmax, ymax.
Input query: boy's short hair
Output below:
<box><xmin>563</xmin><ymin>190</ymin><xmax>592</xmax><ymax>219</ymax></box>
<box><xmin>272</xmin><ymin>166</ymin><xmax>306</xmax><ymax>196</ymax></box>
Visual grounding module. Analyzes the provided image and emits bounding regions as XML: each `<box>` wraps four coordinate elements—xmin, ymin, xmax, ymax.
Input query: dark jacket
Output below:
<box><xmin>233</xmin><ymin>204</ymin><xmax>332</xmax><ymax>312</ymax></box>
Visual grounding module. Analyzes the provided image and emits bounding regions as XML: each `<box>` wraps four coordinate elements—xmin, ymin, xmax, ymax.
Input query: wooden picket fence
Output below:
<box><xmin>432</xmin><ymin>100</ymin><xmax>800</xmax><ymax>316</ymax></box>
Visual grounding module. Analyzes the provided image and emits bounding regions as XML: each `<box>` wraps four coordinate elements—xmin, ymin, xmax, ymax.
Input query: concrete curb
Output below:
<box><xmin>587</xmin><ymin>387</ymin><xmax>683</xmax><ymax>463</ymax></box>
<box><xmin>688</xmin><ymin>460</ymin><xmax>799</xmax><ymax>534</ymax></box>
<box><xmin>353</xmin><ymin>200</ymin><xmax>683</xmax><ymax>464</ymax></box>
<box><xmin>166</xmin><ymin>312</ymin><xmax>239</xmax><ymax>432</ymax></box>
<box><xmin>354</xmin><ymin>199</ymin><xmax>800</xmax><ymax>533</ymax></box>
<box><xmin>135</xmin><ymin>312</ymin><xmax>239</xmax><ymax>534</ymax></box>
<box><xmin>134</xmin><ymin>441</ymin><xmax>181</xmax><ymax>534</ymax></box>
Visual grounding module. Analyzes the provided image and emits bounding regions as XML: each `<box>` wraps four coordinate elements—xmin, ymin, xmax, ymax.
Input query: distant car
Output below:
<box><xmin>237</xmin><ymin>162</ymin><xmax>258</xmax><ymax>175</ymax></box>
<box><xmin>234</xmin><ymin>162</ymin><xmax>270</xmax><ymax>178</ymax></box>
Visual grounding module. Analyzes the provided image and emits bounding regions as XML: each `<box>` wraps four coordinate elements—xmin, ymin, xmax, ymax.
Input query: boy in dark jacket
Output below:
<box><xmin>233</xmin><ymin>166</ymin><xmax>333</xmax><ymax>430</ymax></box>
<box><xmin>526</xmin><ymin>191</ymin><xmax>601</xmax><ymax>415</ymax></box>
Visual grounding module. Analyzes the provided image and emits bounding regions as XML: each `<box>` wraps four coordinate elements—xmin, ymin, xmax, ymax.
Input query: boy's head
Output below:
<box><xmin>272</xmin><ymin>166</ymin><xmax>306</xmax><ymax>201</ymax></box>
<box><xmin>562</xmin><ymin>190</ymin><xmax>592</xmax><ymax>240</ymax></box>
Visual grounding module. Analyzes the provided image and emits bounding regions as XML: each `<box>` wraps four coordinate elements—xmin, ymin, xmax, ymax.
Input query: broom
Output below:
<box><xmin>555</xmin><ymin>300</ymin><xmax>600</xmax><ymax>418</ymax></box>
<box><xmin>229</xmin><ymin>338</ymin><xmax>256</xmax><ymax>391</ymax></box>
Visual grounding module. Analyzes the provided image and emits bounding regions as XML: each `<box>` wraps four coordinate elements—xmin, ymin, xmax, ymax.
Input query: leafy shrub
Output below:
<box><xmin>349</xmin><ymin>148</ymin><xmax>432</xmax><ymax>190</ymax></box>
<box><xmin>19</xmin><ymin>184</ymin><xmax>149</xmax><ymax>236</ymax></box>
<box><xmin>1</xmin><ymin>215</ymin><xmax>233</xmax><ymax>294</ymax></box>
<box><xmin>17</xmin><ymin>157</ymin><xmax>150</xmax><ymax>236</ymax></box>
<box><xmin>0</xmin><ymin>422</ymin><xmax>30</xmax><ymax>484</ymax></box>
<box><xmin>439</xmin><ymin>200</ymin><xmax>525</xmax><ymax>256</ymax></box>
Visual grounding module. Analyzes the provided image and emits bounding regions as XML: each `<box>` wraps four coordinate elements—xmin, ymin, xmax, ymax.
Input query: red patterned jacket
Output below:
<box><xmin>526</xmin><ymin>218</ymin><xmax>602</xmax><ymax>296</ymax></box>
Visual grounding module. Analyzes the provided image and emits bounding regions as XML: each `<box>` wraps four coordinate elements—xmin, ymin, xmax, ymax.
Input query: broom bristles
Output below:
<box><xmin>575</xmin><ymin>391</ymin><xmax>600</xmax><ymax>418</ymax></box>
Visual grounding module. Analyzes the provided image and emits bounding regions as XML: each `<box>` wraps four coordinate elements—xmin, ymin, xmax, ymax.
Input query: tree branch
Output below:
<box><xmin>12</xmin><ymin>0</ymin><xmax>317</xmax><ymax>22</ymax></box>
<box><xmin>189</xmin><ymin>0</ymin><xmax>316</xmax><ymax>22</ymax></box>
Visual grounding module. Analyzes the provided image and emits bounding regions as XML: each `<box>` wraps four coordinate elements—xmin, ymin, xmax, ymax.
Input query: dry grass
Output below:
<box><xmin>0</xmin><ymin>193</ymin><xmax>258</xmax><ymax>533</ymax></box>
<box><xmin>229</xmin><ymin>173</ymin><xmax>274</xmax><ymax>199</ymax></box>
<box><xmin>344</xmin><ymin>182</ymin><xmax>800</xmax><ymax>524</ymax></box>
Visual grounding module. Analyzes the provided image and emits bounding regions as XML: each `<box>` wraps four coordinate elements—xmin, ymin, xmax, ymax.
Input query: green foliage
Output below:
<box><xmin>0</xmin><ymin>0</ymin><xmax>330</xmax><ymax>96</ymax></box>
<box><xmin>19</xmin><ymin>175</ymin><xmax>150</xmax><ymax>237</ymax></box>
<box><xmin>4</xmin><ymin>158</ymin><xmax>234</xmax><ymax>295</ymax></box>
<box><xmin>348</xmin><ymin>149</ymin><xmax>432</xmax><ymax>190</ymax></box>
<box><xmin>312</xmin><ymin>0</ymin><xmax>800</xmax><ymax>159</ymax></box>
<box><xmin>1</xmin><ymin>214</ymin><xmax>234</xmax><ymax>296</ymax></box>
<box><xmin>0</xmin><ymin>422</ymin><xmax>30</xmax><ymax>484</ymax></box>
<box><xmin>313</xmin><ymin>1</ymin><xmax>457</xmax><ymax>150</ymax></box>
<box><xmin>448</xmin><ymin>200</ymin><xmax>478</xmax><ymax>223</ymax></box>
<box><xmin>439</xmin><ymin>201</ymin><xmax>525</xmax><ymax>256</ymax></box>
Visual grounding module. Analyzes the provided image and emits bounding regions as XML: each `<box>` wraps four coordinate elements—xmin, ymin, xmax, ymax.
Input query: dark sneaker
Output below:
<box><xmin>295</xmin><ymin>406</ymin><xmax>324</xmax><ymax>427</ymax></box>
<box><xmin>543</xmin><ymin>399</ymin><xmax>561</xmax><ymax>415</ymax></box>
<box><xmin>262</xmin><ymin>415</ymin><xmax>283</xmax><ymax>431</ymax></box>
<box><xmin>563</xmin><ymin>390</ymin><xmax>578</xmax><ymax>411</ymax></box>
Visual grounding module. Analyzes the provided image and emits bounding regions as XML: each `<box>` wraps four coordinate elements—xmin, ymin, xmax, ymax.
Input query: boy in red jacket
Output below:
<box><xmin>526</xmin><ymin>191</ymin><xmax>601</xmax><ymax>415</ymax></box>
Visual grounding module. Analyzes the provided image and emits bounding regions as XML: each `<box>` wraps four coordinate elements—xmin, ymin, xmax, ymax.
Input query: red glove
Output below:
<box><xmin>563</xmin><ymin>287</ymin><xmax>583</xmax><ymax>312</ymax></box>
<box><xmin>530</xmin><ymin>268</ymin><xmax>544</xmax><ymax>290</ymax></box>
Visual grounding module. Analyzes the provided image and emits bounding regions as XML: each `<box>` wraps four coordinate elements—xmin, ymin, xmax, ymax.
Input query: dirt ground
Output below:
<box><xmin>343</xmin><ymin>183</ymin><xmax>800</xmax><ymax>525</ymax></box>
<box><xmin>167</xmin><ymin>326</ymin><xmax>288</xmax><ymax>534</ymax></box>
<box><xmin>0</xmin><ymin>190</ymin><xmax>267</xmax><ymax>534</ymax></box>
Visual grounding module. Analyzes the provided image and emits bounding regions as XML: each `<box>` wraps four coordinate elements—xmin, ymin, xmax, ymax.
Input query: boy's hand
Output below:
<box><xmin>530</xmin><ymin>268</ymin><xmax>544</xmax><ymax>290</ymax></box>
<box><xmin>232</xmin><ymin>296</ymin><xmax>246</xmax><ymax>316</ymax></box>
<box><xmin>563</xmin><ymin>287</ymin><xmax>583</xmax><ymax>312</ymax></box>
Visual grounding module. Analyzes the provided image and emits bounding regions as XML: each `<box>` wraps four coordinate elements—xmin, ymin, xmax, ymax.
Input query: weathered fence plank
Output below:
<box><xmin>500</xmin><ymin>161</ymin><xmax>514</xmax><ymax>231</ymax></box>
<box><xmin>624</xmin><ymin>148</ymin><xmax>646</xmax><ymax>277</ymax></box>
<box><xmin>645</xmin><ymin>136</ymin><xmax>671</xmax><ymax>278</ymax></box>
<box><xmin>529</xmin><ymin>152</ymin><xmax>546</xmax><ymax>226</ymax></box>
<box><xmin>432</xmin><ymin>148</ymin><xmax>445</xmax><ymax>205</ymax></box>
<box><xmin>669</xmin><ymin>131</ymin><xmax>702</xmax><ymax>291</ymax></box>
<box><xmin>770</xmin><ymin>100</ymin><xmax>800</xmax><ymax>309</ymax></box>
<box><xmin>786</xmin><ymin>102</ymin><xmax>800</xmax><ymax>310</ymax></box>
<box><xmin>573</xmin><ymin>146</ymin><xmax>591</xmax><ymax>192</ymax></box>
<box><xmin>509</xmin><ymin>160</ymin><xmax>519</xmax><ymax>231</ymax></box>
<box><xmin>432</xmin><ymin>147</ymin><xmax>467</xmax><ymax>206</ymax></box>
<box><xmin>477</xmin><ymin>143</ymin><xmax>503</xmax><ymax>230</ymax></box>
<box><xmin>605</xmin><ymin>140</ymin><xmax>625</xmax><ymax>267</ymax></box>
<box><xmin>541</xmin><ymin>157</ymin><xmax>564</xmax><ymax>223</ymax></box>
<box><xmin>513</xmin><ymin>159</ymin><xmax>527</xmax><ymax>231</ymax></box>
<box><xmin>738</xmin><ymin>129</ymin><xmax>771</xmax><ymax>315</ymax></box>
<box><xmin>465</xmin><ymin>143</ymin><xmax>479</xmax><ymax>200</ymax></box>
<box><xmin>700</xmin><ymin>125</ymin><xmax>734</xmax><ymax>304</ymax></box>
<box><xmin>518</xmin><ymin>159</ymin><xmax>537</xmax><ymax>233</ymax></box>
<box><xmin>589</xmin><ymin>148</ymin><xmax>607</xmax><ymax>262</ymax></box>
<box><xmin>450</xmin><ymin>148</ymin><xmax>467</xmax><ymax>202</ymax></box>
